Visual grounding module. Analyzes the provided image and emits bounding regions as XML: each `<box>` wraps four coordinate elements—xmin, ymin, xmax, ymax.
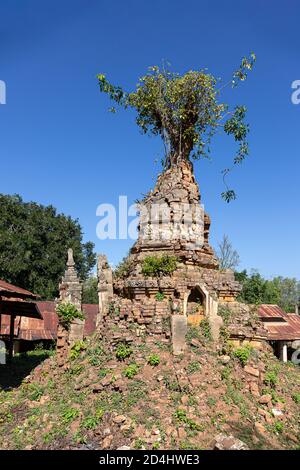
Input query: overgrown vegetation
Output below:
<box><xmin>155</xmin><ymin>292</ymin><xmax>165</xmax><ymax>301</ymax></box>
<box><xmin>174</xmin><ymin>409</ymin><xmax>204</xmax><ymax>432</ymax></box>
<box><xmin>232</xmin><ymin>345</ymin><xmax>253</xmax><ymax>366</ymax></box>
<box><xmin>113</xmin><ymin>255</ymin><xmax>133</xmax><ymax>280</ymax></box>
<box><xmin>123</xmin><ymin>363</ymin><xmax>139</xmax><ymax>379</ymax></box>
<box><xmin>1</xmin><ymin>327</ymin><xmax>299</xmax><ymax>451</ymax></box>
<box><xmin>142</xmin><ymin>255</ymin><xmax>177</xmax><ymax>277</ymax></box>
<box><xmin>264</xmin><ymin>364</ymin><xmax>280</xmax><ymax>388</ymax></box>
<box><xmin>115</xmin><ymin>343</ymin><xmax>133</xmax><ymax>361</ymax></box>
<box><xmin>200</xmin><ymin>319</ymin><xmax>212</xmax><ymax>340</ymax></box>
<box><xmin>147</xmin><ymin>354</ymin><xmax>160</xmax><ymax>367</ymax></box>
<box><xmin>69</xmin><ymin>340</ymin><xmax>87</xmax><ymax>360</ymax></box>
<box><xmin>56</xmin><ymin>302</ymin><xmax>85</xmax><ymax>328</ymax></box>
<box><xmin>98</xmin><ymin>55</ymin><xmax>256</xmax><ymax>201</ymax></box>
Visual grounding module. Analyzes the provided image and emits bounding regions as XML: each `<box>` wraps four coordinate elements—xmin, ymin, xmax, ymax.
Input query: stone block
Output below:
<box><xmin>171</xmin><ymin>315</ymin><xmax>187</xmax><ymax>356</ymax></box>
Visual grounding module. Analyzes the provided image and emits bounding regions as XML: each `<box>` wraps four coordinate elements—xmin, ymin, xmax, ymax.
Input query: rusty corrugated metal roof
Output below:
<box><xmin>0</xmin><ymin>299</ymin><xmax>42</xmax><ymax>319</ymax></box>
<box><xmin>0</xmin><ymin>301</ymin><xmax>98</xmax><ymax>341</ymax></box>
<box><xmin>257</xmin><ymin>304</ymin><xmax>288</xmax><ymax>320</ymax></box>
<box><xmin>0</xmin><ymin>280</ymin><xmax>38</xmax><ymax>299</ymax></box>
<box><xmin>258</xmin><ymin>304</ymin><xmax>300</xmax><ymax>341</ymax></box>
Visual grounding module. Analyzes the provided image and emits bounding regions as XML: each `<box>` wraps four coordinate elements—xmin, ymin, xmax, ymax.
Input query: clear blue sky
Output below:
<box><xmin>0</xmin><ymin>0</ymin><xmax>299</xmax><ymax>279</ymax></box>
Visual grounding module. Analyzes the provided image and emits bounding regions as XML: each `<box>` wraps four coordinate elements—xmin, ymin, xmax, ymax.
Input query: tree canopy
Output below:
<box><xmin>98</xmin><ymin>53</ymin><xmax>256</xmax><ymax>201</ymax></box>
<box><xmin>0</xmin><ymin>194</ymin><xmax>96</xmax><ymax>299</ymax></box>
<box><xmin>82</xmin><ymin>276</ymin><xmax>98</xmax><ymax>304</ymax></box>
<box><xmin>235</xmin><ymin>270</ymin><xmax>300</xmax><ymax>312</ymax></box>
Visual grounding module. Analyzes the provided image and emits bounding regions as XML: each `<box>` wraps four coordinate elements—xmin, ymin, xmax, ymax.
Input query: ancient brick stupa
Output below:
<box><xmin>99</xmin><ymin>161</ymin><xmax>241</xmax><ymax>344</ymax></box>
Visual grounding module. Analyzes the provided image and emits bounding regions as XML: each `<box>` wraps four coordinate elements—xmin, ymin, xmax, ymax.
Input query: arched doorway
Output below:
<box><xmin>186</xmin><ymin>286</ymin><xmax>206</xmax><ymax>326</ymax></box>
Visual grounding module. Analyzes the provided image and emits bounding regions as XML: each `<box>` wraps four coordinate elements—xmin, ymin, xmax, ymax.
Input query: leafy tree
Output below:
<box><xmin>82</xmin><ymin>276</ymin><xmax>98</xmax><ymax>304</ymax></box>
<box><xmin>272</xmin><ymin>277</ymin><xmax>300</xmax><ymax>312</ymax></box>
<box><xmin>236</xmin><ymin>270</ymin><xmax>280</xmax><ymax>304</ymax></box>
<box><xmin>98</xmin><ymin>53</ymin><xmax>256</xmax><ymax>201</ymax></box>
<box><xmin>0</xmin><ymin>194</ymin><xmax>96</xmax><ymax>299</ymax></box>
<box><xmin>217</xmin><ymin>234</ymin><xmax>240</xmax><ymax>270</ymax></box>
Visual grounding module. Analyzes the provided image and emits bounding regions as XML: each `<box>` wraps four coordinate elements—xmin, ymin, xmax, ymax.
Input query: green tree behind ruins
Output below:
<box><xmin>0</xmin><ymin>194</ymin><xmax>96</xmax><ymax>299</ymax></box>
<box><xmin>98</xmin><ymin>53</ymin><xmax>256</xmax><ymax>201</ymax></box>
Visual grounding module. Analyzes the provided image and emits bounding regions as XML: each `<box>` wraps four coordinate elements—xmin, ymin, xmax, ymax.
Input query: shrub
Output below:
<box><xmin>142</xmin><ymin>255</ymin><xmax>177</xmax><ymax>277</ymax></box>
<box><xmin>56</xmin><ymin>302</ymin><xmax>84</xmax><ymax>328</ymax></box>
<box><xmin>264</xmin><ymin>370</ymin><xmax>278</xmax><ymax>388</ymax></box>
<box><xmin>69</xmin><ymin>340</ymin><xmax>87</xmax><ymax>360</ymax></box>
<box><xmin>147</xmin><ymin>354</ymin><xmax>160</xmax><ymax>367</ymax></box>
<box><xmin>61</xmin><ymin>408</ymin><xmax>80</xmax><ymax>424</ymax></box>
<box><xmin>200</xmin><ymin>319</ymin><xmax>212</xmax><ymax>340</ymax></box>
<box><xmin>123</xmin><ymin>363</ymin><xmax>139</xmax><ymax>379</ymax></box>
<box><xmin>273</xmin><ymin>421</ymin><xmax>283</xmax><ymax>434</ymax></box>
<box><xmin>232</xmin><ymin>345</ymin><xmax>252</xmax><ymax>366</ymax></box>
<box><xmin>292</xmin><ymin>392</ymin><xmax>300</xmax><ymax>404</ymax></box>
<box><xmin>116</xmin><ymin>343</ymin><xmax>133</xmax><ymax>361</ymax></box>
<box><xmin>155</xmin><ymin>292</ymin><xmax>165</xmax><ymax>301</ymax></box>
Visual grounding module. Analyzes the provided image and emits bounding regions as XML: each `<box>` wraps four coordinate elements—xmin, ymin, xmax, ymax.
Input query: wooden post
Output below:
<box><xmin>8</xmin><ymin>314</ymin><xmax>15</xmax><ymax>363</ymax></box>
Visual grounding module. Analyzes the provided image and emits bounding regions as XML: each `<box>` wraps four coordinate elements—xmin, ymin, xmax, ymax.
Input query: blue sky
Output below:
<box><xmin>0</xmin><ymin>0</ymin><xmax>299</xmax><ymax>278</ymax></box>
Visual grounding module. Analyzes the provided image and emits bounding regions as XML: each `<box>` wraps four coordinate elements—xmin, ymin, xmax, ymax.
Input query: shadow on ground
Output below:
<box><xmin>0</xmin><ymin>351</ymin><xmax>51</xmax><ymax>391</ymax></box>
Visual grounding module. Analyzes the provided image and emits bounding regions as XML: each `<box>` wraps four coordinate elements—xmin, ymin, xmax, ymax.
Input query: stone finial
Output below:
<box><xmin>97</xmin><ymin>253</ymin><xmax>113</xmax><ymax>325</ymax></box>
<box><xmin>59</xmin><ymin>248</ymin><xmax>82</xmax><ymax>306</ymax></box>
<box><xmin>67</xmin><ymin>248</ymin><xmax>75</xmax><ymax>267</ymax></box>
<box><xmin>57</xmin><ymin>248</ymin><xmax>84</xmax><ymax>362</ymax></box>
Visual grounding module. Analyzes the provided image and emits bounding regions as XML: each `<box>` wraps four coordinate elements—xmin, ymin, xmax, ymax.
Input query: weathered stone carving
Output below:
<box><xmin>97</xmin><ymin>254</ymin><xmax>113</xmax><ymax>324</ymax></box>
<box><xmin>97</xmin><ymin>161</ymin><xmax>246</xmax><ymax>352</ymax></box>
<box><xmin>110</xmin><ymin>162</ymin><xmax>241</xmax><ymax>344</ymax></box>
<box><xmin>56</xmin><ymin>248</ymin><xmax>84</xmax><ymax>364</ymax></box>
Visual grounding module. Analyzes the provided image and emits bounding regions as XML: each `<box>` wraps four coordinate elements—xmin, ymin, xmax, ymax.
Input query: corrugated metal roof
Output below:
<box><xmin>0</xmin><ymin>299</ymin><xmax>42</xmax><ymax>319</ymax></box>
<box><xmin>0</xmin><ymin>280</ymin><xmax>38</xmax><ymax>299</ymax></box>
<box><xmin>258</xmin><ymin>304</ymin><xmax>288</xmax><ymax>320</ymax></box>
<box><xmin>258</xmin><ymin>304</ymin><xmax>300</xmax><ymax>340</ymax></box>
<box><xmin>0</xmin><ymin>301</ymin><xmax>98</xmax><ymax>341</ymax></box>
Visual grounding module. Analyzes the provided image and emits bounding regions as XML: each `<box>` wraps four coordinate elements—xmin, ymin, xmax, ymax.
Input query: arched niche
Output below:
<box><xmin>183</xmin><ymin>284</ymin><xmax>208</xmax><ymax>325</ymax></box>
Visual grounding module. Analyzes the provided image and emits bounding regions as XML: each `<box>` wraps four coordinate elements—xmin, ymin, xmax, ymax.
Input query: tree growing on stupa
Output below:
<box><xmin>97</xmin><ymin>53</ymin><xmax>256</xmax><ymax>202</ymax></box>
